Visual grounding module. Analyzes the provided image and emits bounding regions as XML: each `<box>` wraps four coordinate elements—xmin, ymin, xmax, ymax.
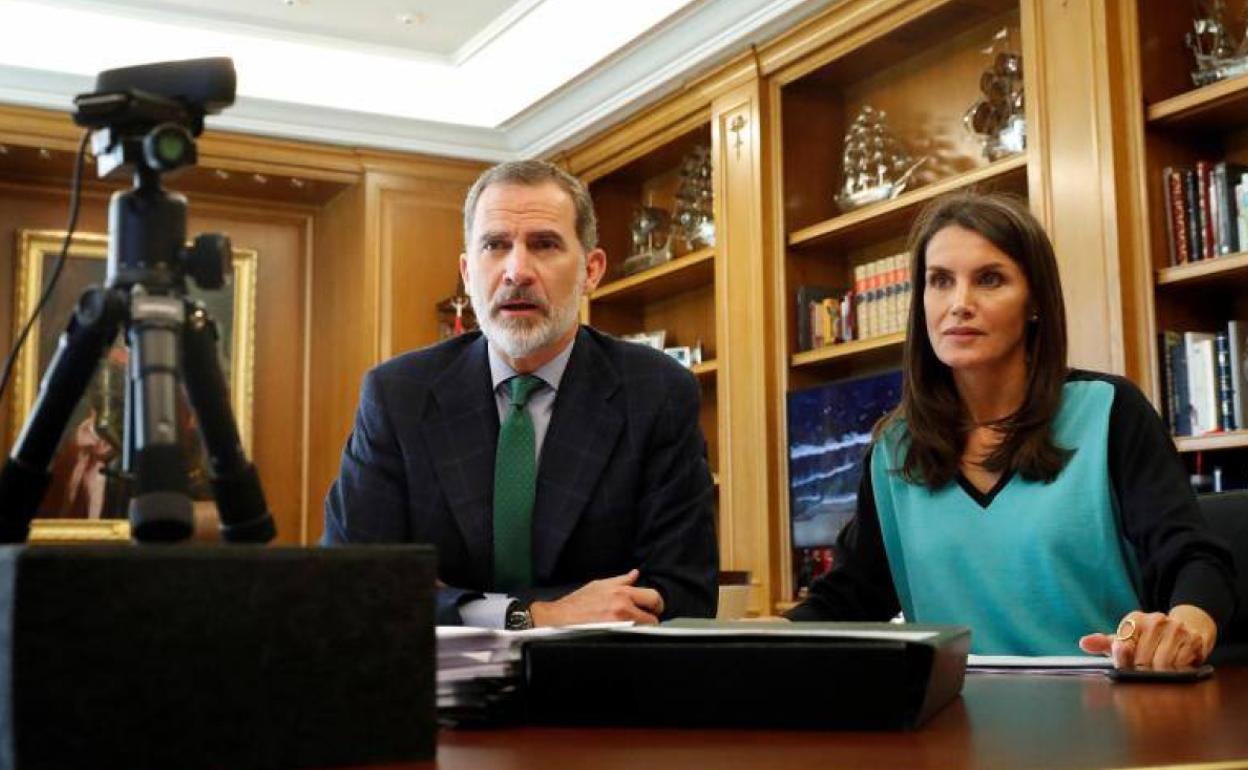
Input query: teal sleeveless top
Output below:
<box><xmin>871</xmin><ymin>379</ymin><xmax>1141</xmax><ymax>655</ymax></box>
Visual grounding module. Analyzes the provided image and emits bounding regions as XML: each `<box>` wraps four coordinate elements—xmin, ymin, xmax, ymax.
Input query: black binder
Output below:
<box><xmin>522</xmin><ymin>621</ymin><xmax>969</xmax><ymax>730</ymax></box>
<box><xmin>0</xmin><ymin>544</ymin><xmax>436</xmax><ymax>770</ymax></box>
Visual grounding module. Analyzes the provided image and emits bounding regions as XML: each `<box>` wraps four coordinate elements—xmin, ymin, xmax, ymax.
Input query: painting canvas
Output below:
<box><xmin>787</xmin><ymin>370</ymin><xmax>902</xmax><ymax>592</ymax></box>
<box><xmin>8</xmin><ymin>229</ymin><xmax>256</xmax><ymax>530</ymax></box>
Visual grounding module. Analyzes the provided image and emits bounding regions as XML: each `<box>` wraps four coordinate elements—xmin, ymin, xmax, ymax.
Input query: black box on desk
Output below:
<box><xmin>522</xmin><ymin>621</ymin><xmax>969</xmax><ymax>730</ymax></box>
<box><xmin>0</xmin><ymin>544</ymin><xmax>436</xmax><ymax>770</ymax></box>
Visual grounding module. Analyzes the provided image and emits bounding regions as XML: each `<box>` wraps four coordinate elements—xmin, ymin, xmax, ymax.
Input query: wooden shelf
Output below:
<box><xmin>787</xmin><ymin>154</ymin><xmax>1029</xmax><ymax>252</ymax></box>
<box><xmin>1175</xmin><ymin>430</ymin><xmax>1248</xmax><ymax>453</ymax></box>
<box><xmin>691</xmin><ymin>359</ymin><xmax>718</xmax><ymax>378</ymax></box>
<box><xmin>1146</xmin><ymin>74</ymin><xmax>1248</xmax><ymax>133</ymax></box>
<box><xmin>791</xmin><ymin>332</ymin><xmax>905</xmax><ymax>368</ymax></box>
<box><xmin>1156</xmin><ymin>251</ymin><xmax>1248</xmax><ymax>288</ymax></box>
<box><xmin>591</xmin><ymin>247</ymin><xmax>715</xmax><ymax>305</ymax></box>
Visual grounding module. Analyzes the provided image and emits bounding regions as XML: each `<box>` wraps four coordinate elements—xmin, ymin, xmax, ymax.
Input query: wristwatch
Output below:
<box><xmin>504</xmin><ymin>600</ymin><xmax>534</xmax><ymax>631</ymax></box>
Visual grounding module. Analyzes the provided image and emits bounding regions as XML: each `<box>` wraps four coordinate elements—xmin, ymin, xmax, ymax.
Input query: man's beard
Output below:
<box><xmin>469</xmin><ymin>269</ymin><xmax>584</xmax><ymax>360</ymax></box>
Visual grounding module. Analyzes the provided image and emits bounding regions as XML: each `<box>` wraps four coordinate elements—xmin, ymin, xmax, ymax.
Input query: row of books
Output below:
<box><xmin>1159</xmin><ymin>322</ymin><xmax>1248</xmax><ymax>437</ymax></box>
<box><xmin>794</xmin><ymin>254</ymin><xmax>912</xmax><ymax>351</ymax></box>
<box><xmin>1160</xmin><ymin>161</ymin><xmax>1248</xmax><ymax>266</ymax></box>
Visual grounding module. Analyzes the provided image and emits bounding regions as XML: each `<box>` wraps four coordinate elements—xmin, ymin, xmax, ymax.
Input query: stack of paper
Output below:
<box><xmin>436</xmin><ymin>623</ymin><xmax>632</xmax><ymax>726</ymax></box>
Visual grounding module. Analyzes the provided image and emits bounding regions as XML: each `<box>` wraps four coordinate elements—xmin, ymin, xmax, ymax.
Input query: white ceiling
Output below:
<box><xmin>0</xmin><ymin>0</ymin><xmax>841</xmax><ymax>160</ymax></box>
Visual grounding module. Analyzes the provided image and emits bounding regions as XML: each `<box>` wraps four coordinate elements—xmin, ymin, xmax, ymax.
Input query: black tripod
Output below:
<box><xmin>0</xmin><ymin>58</ymin><xmax>275</xmax><ymax>544</ymax></box>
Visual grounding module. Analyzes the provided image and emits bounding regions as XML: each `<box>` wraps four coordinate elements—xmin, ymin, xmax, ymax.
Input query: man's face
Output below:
<box><xmin>461</xmin><ymin>181</ymin><xmax>606</xmax><ymax>363</ymax></box>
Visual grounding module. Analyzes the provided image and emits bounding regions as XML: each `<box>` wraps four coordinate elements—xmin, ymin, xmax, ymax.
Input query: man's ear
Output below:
<box><xmin>459</xmin><ymin>252</ymin><xmax>471</xmax><ymax>297</ymax></box>
<box><xmin>584</xmin><ymin>248</ymin><xmax>607</xmax><ymax>293</ymax></box>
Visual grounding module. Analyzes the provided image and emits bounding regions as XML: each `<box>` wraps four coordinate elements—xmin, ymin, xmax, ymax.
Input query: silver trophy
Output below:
<box><xmin>622</xmin><ymin>205</ymin><xmax>673</xmax><ymax>276</ymax></box>
<box><xmin>835</xmin><ymin>105</ymin><xmax>927</xmax><ymax>212</ymax></box>
<box><xmin>963</xmin><ymin>36</ymin><xmax>1026</xmax><ymax>161</ymax></box>
<box><xmin>1186</xmin><ymin>0</ymin><xmax>1248</xmax><ymax>87</ymax></box>
<box><xmin>674</xmin><ymin>146</ymin><xmax>715</xmax><ymax>250</ymax></box>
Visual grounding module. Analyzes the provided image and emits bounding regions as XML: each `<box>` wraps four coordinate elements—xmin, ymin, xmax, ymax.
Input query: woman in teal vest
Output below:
<box><xmin>786</xmin><ymin>192</ymin><xmax>1235</xmax><ymax>669</ymax></box>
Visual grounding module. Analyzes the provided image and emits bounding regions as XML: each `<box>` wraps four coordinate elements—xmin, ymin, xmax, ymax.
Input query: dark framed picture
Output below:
<box><xmin>787</xmin><ymin>369</ymin><xmax>902</xmax><ymax>596</ymax></box>
<box><xmin>8</xmin><ymin>229</ymin><xmax>257</xmax><ymax>538</ymax></box>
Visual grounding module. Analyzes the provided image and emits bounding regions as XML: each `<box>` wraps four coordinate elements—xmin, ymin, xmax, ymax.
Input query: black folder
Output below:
<box><xmin>522</xmin><ymin>621</ymin><xmax>970</xmax><ymax>730</ymax></box>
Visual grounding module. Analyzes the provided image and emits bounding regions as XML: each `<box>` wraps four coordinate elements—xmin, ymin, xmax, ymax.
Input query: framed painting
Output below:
<box><xmin>8</xmin><ymin>229</ymin><xmax>257</xmax><ymax>539</ymax></box>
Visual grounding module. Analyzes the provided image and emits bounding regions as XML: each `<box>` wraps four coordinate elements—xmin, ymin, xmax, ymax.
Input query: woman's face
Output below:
<box><xmin>923</xmin><ymin>224</ymin><xmax>1031</xmax><ymax>376</ymax></box>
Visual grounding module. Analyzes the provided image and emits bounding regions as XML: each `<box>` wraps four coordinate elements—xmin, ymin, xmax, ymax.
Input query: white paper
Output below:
<box><xmin>617</xmin><ymin>625</ymin><xmax>939</xmax><ymax>641</ymax></box>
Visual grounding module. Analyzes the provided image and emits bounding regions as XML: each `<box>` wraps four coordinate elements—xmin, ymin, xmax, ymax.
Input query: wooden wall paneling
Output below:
<box><xmin>1024</xmin><ymin>0</ymin><xmax>1127</xmax><ymax>374</ymax></box>
<box><xmin>713</xmin><ymin>78</ymin><xmax>773</xmax><ymax>615</ymax></box>
<box><xmin>369</xmin><ymin>170</ymin><xmax>480</xmax><ymax>360</ymax></box>
<box><xmin>306</xmin><ymin>183</ymin><xmax>368</xmax><ymax>545</ymax></box>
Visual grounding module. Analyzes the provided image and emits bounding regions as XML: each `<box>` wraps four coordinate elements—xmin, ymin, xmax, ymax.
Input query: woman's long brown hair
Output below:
<box><xmin>879</xmin><ymin>192</ymin><xmax>1072</xmax><ymax>489</ymax></box>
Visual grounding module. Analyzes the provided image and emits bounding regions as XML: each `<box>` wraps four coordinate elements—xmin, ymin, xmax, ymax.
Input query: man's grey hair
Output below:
<box><xmin>462</xmin><ymin>159</ymin><xmax>599</xmax><ymax>252</ymax></box>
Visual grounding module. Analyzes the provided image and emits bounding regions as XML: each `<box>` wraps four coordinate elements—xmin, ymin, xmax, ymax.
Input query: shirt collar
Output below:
<box><xmin>487</xmin><ymin>330</ymin><xmax>577</xmax><ymax>394</ymax></box>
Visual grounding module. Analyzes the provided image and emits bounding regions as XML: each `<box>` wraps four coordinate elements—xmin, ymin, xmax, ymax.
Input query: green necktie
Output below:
<box><xmin>493</xmin><ymin>374</ymin><xmax>544</xmax><ymax>591</ymax></box>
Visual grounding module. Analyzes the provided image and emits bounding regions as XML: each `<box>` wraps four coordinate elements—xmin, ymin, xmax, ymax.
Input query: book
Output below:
<box><xmin>1185</xmin><ymin>331</ymin><xmax>1219</xmax><ymax>434</ymax></box>
<box><xmin>1228</xmin><ymin>320</ymin><xmax>1248</xmax><ymax>430</ymax></box>
<box><xmin>1170</xmin><ymin>332</ymin><xmax>1192</xmax><ymax>436</ymax></box>
<box><xmin>1183</xmin><ymin>168</ymin><xmax>1203</xmax><ymax>260</ymax></box>
<box><xmin>795</xmin><ymin>285</ymin><xmax>838</xmax><ymax>351</ymax></box>
<box><xmin>1216</xmin><ymin>330</ymin><xmax>1235</xmax><ymax>431</ymax></box>
<box><xmin>1213</xmin><ymin>162</ymin><xmax>1248</xmax><ymax>254</ymax></box>
<box><xmin>1197</xmin><ymin>160</ymin><xmax>1215</xmax><ymax>259</ymax></box>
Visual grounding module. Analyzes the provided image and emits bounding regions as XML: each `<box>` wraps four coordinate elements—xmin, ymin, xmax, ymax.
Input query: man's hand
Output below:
<box><xmin>529</xmin><ymin>569</ymin><xmax>664</xmax><ymax>626</ymax></box>
<box><xmin>1078</xmin><ymin>605</ymin><xmax>1217</xmax><ymax>670</ymax></box>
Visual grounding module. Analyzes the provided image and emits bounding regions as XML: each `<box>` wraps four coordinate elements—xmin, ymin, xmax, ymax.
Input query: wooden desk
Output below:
<box><xmin>429</xmin><ymin>666</ymin><xmax>1248</xmax><ymax>770</ymax></box>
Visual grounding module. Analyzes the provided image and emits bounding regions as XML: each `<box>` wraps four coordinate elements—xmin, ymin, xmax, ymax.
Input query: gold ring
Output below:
<box><xmin>1115</xmin><ymin>617</ymin><xmax>1138</xmax><ymax>643</ymax></box>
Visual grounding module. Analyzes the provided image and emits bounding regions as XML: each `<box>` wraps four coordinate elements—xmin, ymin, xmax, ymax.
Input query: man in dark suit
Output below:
<box><xmin>323</xmin><ymin>159</ymin><xmax>718</xmax><ymax>628</ymax></box>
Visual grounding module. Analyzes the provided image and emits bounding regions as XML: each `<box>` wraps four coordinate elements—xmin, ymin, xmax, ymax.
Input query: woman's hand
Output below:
<box><xmin>1078</xmin><ymin>605</ymin><xmax>1217</xmax><ymax>670</ymax></box>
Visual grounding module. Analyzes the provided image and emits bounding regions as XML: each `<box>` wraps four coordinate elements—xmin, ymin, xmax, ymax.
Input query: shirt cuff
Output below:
<box><xmin>458</xmin><ymin>593</ymin><xmax>515</xmax><ymax>629</ymax></box>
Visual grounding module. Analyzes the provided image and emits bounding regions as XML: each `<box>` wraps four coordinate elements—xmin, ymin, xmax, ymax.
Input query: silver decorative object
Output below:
<box><xmin>622</xmin><ymin>205</ymin><xmax>672</xmax><ymax>276</ymax></box>
<box><xmin>674</xmin><ymin>146</ymin><xmax>715</xmax><ymax>250</ymax></box>
<box><xmin>836</xmin><ymin>105</ymin><xmax>927</xmax><ymax>213</ymax></box>
<box><xmin>1186</xmin><ymin>0</ymin><xmax>1248</xmax><ymax>87</ymax></box>
<box><xmin>963</xmin><ymin>33</ymin><xmax>1026</xmax><ymax>161</ymax></box>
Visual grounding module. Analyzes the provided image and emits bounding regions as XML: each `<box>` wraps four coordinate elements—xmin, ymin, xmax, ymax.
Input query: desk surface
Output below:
<box><xmin>427</xmin><ymin>666</ymin><xmax>1248</xmax><ymax>770</ymax></box>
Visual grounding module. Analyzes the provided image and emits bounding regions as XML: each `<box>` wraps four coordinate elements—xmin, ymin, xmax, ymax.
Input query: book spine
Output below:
<box><xmin>1161</xmin><ymin>332</ymin><xmax>1178</xmax><ymax>434</ymax></box>
<box><xmin>1186</xmin><ymin>332</ymin><xmax>1218</xmax><ymax>434</ymax></box>
<box><xmin>1197</xmin><ymin>160</ymin><xmax>1215</xmax><ymax>259</ymax></box>
<box><xmin>1162</xmin><ymin>166</ymin><xmax>1179</xmax><ymax>266</ymax></box>
<box><xmin>1172</xmin><ymin>333</ymin><xmax>1191</xmax><ymax>436</ymax></box>
<box><xmin>1169</xmin><ymin>169</ymin><xmax>1190</xmax><ymax>264</ymax></box>
<box><xmin>1232</xmin><ymin>320</ymin><xmax>1248</xmax><ymax>430</ymax></box>
<box><xmin>853</xmin><ymin>265</ymin><xmax>867</xmax><ymax>341</ymax></box>
<box><xmin>1184</xmin><ymin>168</ymin><xmax>1203</xmax><ymax>260</ymax></box>
<box><xmin>1217</xmin><ymin>330</ymin><xmax>1235</xmax><ymax>430</ymax></box>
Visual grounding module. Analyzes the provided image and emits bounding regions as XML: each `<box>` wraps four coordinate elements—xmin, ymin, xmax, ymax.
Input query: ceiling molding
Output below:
<box><xmin>0</xmin><ymin>0</ymin><xmax>842</xmax><ymax>163</ymax></box>
<box><xmin>451</xmin><ymin>0</ymin><xmax>545</xmax><ymax>66</ymax></box>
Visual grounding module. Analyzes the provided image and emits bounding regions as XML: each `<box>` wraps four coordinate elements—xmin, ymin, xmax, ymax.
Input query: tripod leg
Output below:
<box><xmin>181</xmin><ymin>301</ymin><xmax>276</xmax><ymax>543</ymax></box>
<box><xmin>0</xmin><ymin>288</ymin><xmax>126</xmax><ymax>542</ymax></box>
<box><xmin>125</xmin><ymin>291</ymin><xmax>194</xmax><ymax>542</ymax></box>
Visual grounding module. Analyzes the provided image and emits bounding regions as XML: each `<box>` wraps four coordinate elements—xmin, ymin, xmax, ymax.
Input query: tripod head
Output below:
<box><xmin>73</xmin><ymin>58</ymin><xmax>236</xmax><ymax>294</ymax></box>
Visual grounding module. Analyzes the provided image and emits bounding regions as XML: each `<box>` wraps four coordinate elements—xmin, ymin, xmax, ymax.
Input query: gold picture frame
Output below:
<box><xmin>9</xmin><ymin>229</ymin><xmax>257</xmax><ymax>540</ymax></box>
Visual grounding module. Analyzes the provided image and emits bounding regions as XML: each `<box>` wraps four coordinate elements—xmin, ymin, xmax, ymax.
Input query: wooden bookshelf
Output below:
<box><xmin>592</xmin><ymin>247</ymin><xmax>715</xmax><ymax>304</ymax></box>
<box><xmin>691</xmin><ymin>359</ymin><xmax>718</xmax><ymax>378</ymax></box>
<box><xmin>788</xmin><ymin>153</ymin><xmax>1029</xmax><ymax>252</ymax></box>
<box><xmin>1146</xmin><ymin>73</ymin><xmax>1248</xmax><ymax>133</ymax></box>
<box><xmin>1156</xmin><ymin>252</ymin><xmax>1248</xmax><ymax>288</ymax></box>
<box><xmin>791</xmin><ymin>332</ymin><xmax>905</xmax><ymax>368</ymax></box>
<box><xmin>1175</xmin><ymin>430</ymin><xmax>1248</xmax><ymax>453</ymax></box>
<box><xmin>766</xmin><ymin>0</ymin><xmax>1035</xmax><ymax>605</ymax></box>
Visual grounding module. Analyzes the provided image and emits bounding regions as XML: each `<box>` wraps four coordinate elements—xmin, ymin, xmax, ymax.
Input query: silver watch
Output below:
<box><xmin>504</xmin><ymin>602</ymin><xmax>533</xmax><ymax>631</ymax></box>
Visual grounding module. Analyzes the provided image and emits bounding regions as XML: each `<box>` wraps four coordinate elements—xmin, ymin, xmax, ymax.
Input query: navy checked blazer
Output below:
<box><xmin>323</xmin><ymin>326</ymin><xmax>719</xmax><ymax>624</ymax></box>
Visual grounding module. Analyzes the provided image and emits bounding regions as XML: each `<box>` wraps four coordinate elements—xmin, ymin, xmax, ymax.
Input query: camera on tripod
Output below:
<box><xmin>0</xmin><ymin>58</ymin><xmax>276</xmax><ymax>545</ymax></box>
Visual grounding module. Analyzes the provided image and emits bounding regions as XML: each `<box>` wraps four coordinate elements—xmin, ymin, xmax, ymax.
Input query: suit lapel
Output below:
<box><xmin>532</xmin><ymin>329</ymin><xmax>624</xmax><ymax>581</ymax></box>
<box><xmin>423</xmin><ymin>334</ymin><xmax>498</xmax><ymax>589</ymax></box>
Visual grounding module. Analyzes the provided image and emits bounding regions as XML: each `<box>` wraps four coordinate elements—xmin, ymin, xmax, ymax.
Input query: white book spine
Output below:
<box><xmin>1186</xmin><ymin>332</ymin><xmax>1219</xmax><ymax>434</ymax></box>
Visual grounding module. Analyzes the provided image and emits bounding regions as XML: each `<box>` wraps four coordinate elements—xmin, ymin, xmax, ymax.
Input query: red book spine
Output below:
<box><xmin>1169</xmin><ymin>168</ymin><xmax>1190</xmax><ymax>265</ymax></box>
